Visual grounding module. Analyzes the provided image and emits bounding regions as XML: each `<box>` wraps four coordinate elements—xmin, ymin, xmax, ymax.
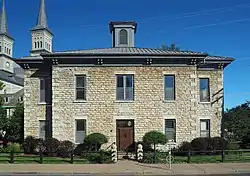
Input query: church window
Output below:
<box><xmin>119</xmin><ymin>29</ymin><xmax>128</xmax><ymax>45</ymax></box>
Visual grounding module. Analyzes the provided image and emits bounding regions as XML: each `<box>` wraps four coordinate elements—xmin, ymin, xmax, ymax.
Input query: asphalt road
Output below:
<box><xmin>0</xmin><ymin>174</ymin><xmax>250</xmax><ymax>176</ymax></box>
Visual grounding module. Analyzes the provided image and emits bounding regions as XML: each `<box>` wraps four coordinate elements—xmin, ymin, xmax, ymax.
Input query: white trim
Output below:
<box><xmin>163</xmin><ymin>116</ymin><xmax>177</xmax><ymax>142</ymax></box>
<box><xmin>198</xmin><ymin>77</ymin><xmax>211</xmax><ymax>103</ymax></box>
<box><xmin>199</xmin><ymin>116</ymin><xmax>211</xmax><ymax>120</ymax></box>
<box><xmin>163</xmin><ymin>74</ymin><xmax>176</xmax><ymax>101</ymax></box>
<box><xmin>114</xmin><ymin>116</ymin><xmax>135</xmax><ymax>120</ymax></box>
<box><xmin>199</xmin><ymin>118</ymin><xmax>211</xmax><ymax>138</ymax></box>
<box><xmin>74</xmin><ymin>117</ymin><xmax>87</xmax><ymax>144</ymax></box>
<box><xmin>74</xmin><ymin>74</ymin><xmax>87</xmax><ymax>101</ymax></box>
<box><xmin>114</xmin><ymin>71</ymin><xmax>136</xmax><ymax>75</ymax></box>
<box><xmin>163</xmin><ymin>71</ymin><xmax>177</xmax><ymax>75</ymax></box>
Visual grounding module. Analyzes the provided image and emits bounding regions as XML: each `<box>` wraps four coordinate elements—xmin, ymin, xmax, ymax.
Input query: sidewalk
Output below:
<box><xmin>0</xmin><ymin>161</ymin><xmax>249</xmax><ymax>175</ymax></box>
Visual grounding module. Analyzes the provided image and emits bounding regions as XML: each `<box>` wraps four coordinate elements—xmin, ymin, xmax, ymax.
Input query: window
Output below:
<box><xmin>18</xmin><ymin>96</ymin><xmax>23</xmax><ymax>102</ymax></box>
<box><xmin>165</xmin><ymin>119</ymin><xmax>176</xmax><ymax>142</ymax></box>
<box><xmin>116</xmin><ymin>75</ymin><xmax>134</xmax><ymax>101</ymax></box>
<box><xmin>39</xmin><ymin>78</ymin><xmax>46</xmax><ymax>103</ymax></box>
<box><xmin>0</xmin><ymin>46</ymin><xmax>1</xmax><ymax>52</ymax></box>
<box><xmin>200</xmin><ymin>119</ymin><xmax>210</xmax><ymax>137</ymax></box>
<box><xmin>119</xmin><ymin>29</ymin><xmax>128</xmax><ymax>45</ymax></box>
<box><xmin>40</xmin><ymin>41</ymin><xmax>43</xmax><ymax>48</ymax></box>
<box><xmin>39</xmin><ymin>120</ymin><xmax>46</xmax><ymax>139</ymax></box>
<box><xmin>200</xmin><ymin>78</ymin><xmax>210</xmax><ymax>102</ymax></box>
<box><xmin>75</xmin><ymin>119</ymin><xmax>86</xmax><ymax>144</ymax></box>
<box><xmin>75</xmin><ymin>75</ymin><xmax>86</xmax><ymax>100</ymax></box>
<box><xmin>34</xmin><ymin>42</ymin><xmax>37</xmax><ymax>49</ymax></box>
<box><xmin>164</xmin><ymin>75</ymin><xmax>175</xmax><ymax>100</ymax></box>
<box><xmin>4</xmin><ymin>97</ymin><xmax>9</xmax><ymax>103</ymax></box>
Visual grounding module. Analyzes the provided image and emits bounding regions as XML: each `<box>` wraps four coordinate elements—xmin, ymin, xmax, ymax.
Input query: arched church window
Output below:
<box><xmin>40</xmin><ymin>41</ymin><xmax>43</xmax><ymax>48</ymax></box>
<box><xmin>0</xmin><ymin>46</ymin><xmax>2</xmax><ymax>52</ymax></box>
<box><xmin>119</xmin><ymin>29</ymin><xmax>128</xmax><ymax>45</ymax></box>
<box><xmin>37</xmin><ymin>42</ymin><xmax>40</xmax><ymax>48</ymax></box>
<box><xmin>35</xmin><ymin>42</ymin><xmax>37</xmax><ymax>49</ymax></box>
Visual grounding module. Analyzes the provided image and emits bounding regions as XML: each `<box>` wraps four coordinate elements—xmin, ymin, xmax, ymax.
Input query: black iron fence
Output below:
<box><xmin>141</xmin><ymin>149</ymin><xmax>250</xmax><ymax>164</ymax></box>
<box><xmin>0</xmin><ymin>149</ymin><xmax>113</xmax><ymax>164</ymax></box>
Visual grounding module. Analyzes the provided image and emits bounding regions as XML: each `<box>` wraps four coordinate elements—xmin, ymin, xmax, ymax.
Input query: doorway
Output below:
<box><xmin>116</xmin><ymin>120</ymin><xmax>134</xmax><ymax>151</ymax></box>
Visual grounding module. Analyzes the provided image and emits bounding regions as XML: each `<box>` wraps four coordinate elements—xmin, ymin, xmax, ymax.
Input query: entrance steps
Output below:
<box><xmin>117</xmin><ymin>151</ymin><xmax>136</xmax><ymax>160</ymax></box>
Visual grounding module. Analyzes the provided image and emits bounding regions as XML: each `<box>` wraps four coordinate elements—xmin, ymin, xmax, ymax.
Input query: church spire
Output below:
<box><xmin>0</xmin><ymin>0</ymin><xmax>10</xmax><ymax>36</ymax></box>
<box><xmin>31</xmin><ymin>0</ymin><xmax>52</xmax><ymax>35</ymax></box>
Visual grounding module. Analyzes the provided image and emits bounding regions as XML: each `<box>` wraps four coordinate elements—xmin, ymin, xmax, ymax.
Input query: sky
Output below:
<box><xmin>5</xmin><ymin>0</ymin><xmax>250</xmax><ymax>109</ymax></box>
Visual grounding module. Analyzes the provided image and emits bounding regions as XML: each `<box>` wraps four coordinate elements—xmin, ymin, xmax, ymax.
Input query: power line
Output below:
<box><xmin>183</xmin><ymin>18</ymin><xmax>250</xmax><ymax>30</ymax></box>
<box><xmin>79</xmin><ymin>3</ymin><xmax>250</xmax><ymax>29</ymax></box>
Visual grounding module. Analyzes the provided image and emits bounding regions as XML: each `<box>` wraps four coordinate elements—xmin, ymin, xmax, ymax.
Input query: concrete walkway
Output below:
<box><xmin>0</xmin><ymin>161</ymin><xmax>249</xmax><ymax>175</ymax></box>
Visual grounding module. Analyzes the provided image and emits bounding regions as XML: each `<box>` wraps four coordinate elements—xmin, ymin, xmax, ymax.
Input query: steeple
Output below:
<box><xmin>0</xmin><ymin>0</ymin><xmax>11</xmax><ymax>38</ymax></box>
<box><xmin>30</xmin><ymin>0</ymin><xmax>53</xmax><ymax>56</ymax></box>
<box><xmin>0</xmin><ymin>0</ymin><xmax>14</xmax><ymax>73</ymax></box>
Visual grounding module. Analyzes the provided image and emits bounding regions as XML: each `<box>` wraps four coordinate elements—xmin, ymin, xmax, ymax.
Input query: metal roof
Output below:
<box><xmin>0</xmin><ymin>70</ymin><xmax>24</xmax><ymax>86</ymax></box>
<box><xmin>1</xmin><ymin>89</ymin><xmax>24</xmax><ymax>107</ymax></box>
<box><xmin>52</xmin><ymin>47</ymin><xmax>206</xmax><ymax>56</ymax></box>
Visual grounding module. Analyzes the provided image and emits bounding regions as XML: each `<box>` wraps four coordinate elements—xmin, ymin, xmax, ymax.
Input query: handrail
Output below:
<box><xmin>105</xmin><ymin>142</ymin><xmax>115</xmax><ymax>151</ymax></box>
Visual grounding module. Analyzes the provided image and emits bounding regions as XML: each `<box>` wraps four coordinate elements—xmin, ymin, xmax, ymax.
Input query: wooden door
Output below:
<box><xmin>117</xmin><ymin>127</ymin><xmax>133</xmax><ymax>151</ymax></box>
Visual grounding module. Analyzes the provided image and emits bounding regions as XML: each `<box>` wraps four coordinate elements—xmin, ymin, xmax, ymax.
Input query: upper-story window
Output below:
<box><xmin>4</xmin><ymin>97</ymin><xmax>9</xmax><ymax>103</ymax></box>
<box><xmin>39</xmin><ymin>78</ymin><xmax>52</xmax><ymax>104</ymax></box>
<box><xmin>200</xmin><ymin>78</ymin><xmax>210</xmax><ymax>102</ymax></box>
<box><xmin>119</xmin><ymin>29</ymin><xmax>128</xmax><ymax>45</ymax></box>
<box><xmin>116</xmin><ymin>75</ymin><xmax>134</xmax><ymax>101</ymax></box>
<box><xmin>75</xmin><ymin>75</ymin><xmax>86</xmax><ymax>100</ymax></box>
<box><xmin>164</xmin><ymin>75</ymin><xmax>175</xmax><ymax>100</ymax></box>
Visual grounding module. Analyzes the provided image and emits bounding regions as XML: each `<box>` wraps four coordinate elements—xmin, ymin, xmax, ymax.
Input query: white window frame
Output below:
<box><xmin>164</xmin><ymin>75</ymin><xmax>176</xmax><ymax>101</ymax></box>
<box><xmin>199</xmin><ymin>78</ymin><xmax>211</xmax><ymax>103</ymax></box>
<box><xmin>119</xmin><ymin>29</ymin><xmax>128</xmax><ymax>45</ymax></box>
<box><xmin>164</xmin><ymin>118</ymin><xmax>177</xmax><ymax>142</ymax></box>
<box><xmin>75</xmin><ymin>75</ymin><xmax>86</xmax><ymax>101</ymax></box>
<box><xmin>116</xmin><ymin>74</ymin><xmax>134</xmax><ymax>101</ymax></box>
<box><xmin>74</xmin><ymin>116</ymin><xmax>87</xmax><ymax>144</ymax></box>
<box><xmin>200</xmin><ymin>119</ymin><xmax>210</xmax><ymax>137</ymax></box>
<box><xmin>39</xmin><ymin>78</ymin><xmax>46</xmax><ymax>103</ymax></box>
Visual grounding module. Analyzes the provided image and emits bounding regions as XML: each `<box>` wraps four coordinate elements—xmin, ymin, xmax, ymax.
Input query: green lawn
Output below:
<box><xmin>143</xmin><ymin>151</ymin><xmax>250</xmax><ymax>164</ymax></box>
<box><xmin>0</xmin><ymin>154</ymin><xmax>89</xmax><ymax>164</ymax></box>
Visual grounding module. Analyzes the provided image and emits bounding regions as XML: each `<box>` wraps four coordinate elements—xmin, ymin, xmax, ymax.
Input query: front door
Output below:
<box><xmin>116</xmin><ymin>120</ymin><xmax>134</xmax><ymax>151</ymax></box>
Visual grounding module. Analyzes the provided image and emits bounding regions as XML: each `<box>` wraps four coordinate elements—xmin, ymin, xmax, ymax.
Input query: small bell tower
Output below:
<box><xmin>30</xmin><ymin>0</ymin><xmax>53</xmax><ymax>56</ymax></box>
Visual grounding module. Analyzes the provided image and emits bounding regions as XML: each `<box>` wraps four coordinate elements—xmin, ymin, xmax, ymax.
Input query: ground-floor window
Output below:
<box><xmin>75</xmin><ymin>119</ymin><xmax>86</xmax><ymax>144</ymax></box>
<box><xmin>165</xmin><ymin>119</ymin><xmax>176</xmax><ymax>142</ymax></box>
<box><xmin>39</xmin><ymin>120</ymin><xmax>46</xmax><ymax>140</ymax></box>
<box><xmin>200</xmin><ymin>119</ymin><xmax>210</xmax><ymax>137</ymax></box>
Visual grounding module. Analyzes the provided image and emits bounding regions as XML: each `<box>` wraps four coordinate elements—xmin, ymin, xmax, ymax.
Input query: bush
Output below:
<box><xmin>44</xmin><ymin>138</ymin><xmax>60</xmax><ymax>156</ymax></box>
<box><xmin>84</xmin><ymin>133</ymin><xmax>108</xmax><ymax>151</ymax></box>
<box><xmin>143</xmin><ymin>131</ymin><xmax>167</xmax><ymax>149</ymax></box>
<box><xmin>74</xmin><ymin>143</ymin><xmax>87</xmax><ymax>156</ymax></box>
<box><xmin>191</xmin><ymin>137</ymin><xmax>208</xmax><ymax>154</ymax></box>
<box><xmin>175</xmin><ymin>142</ymin><xmax>192</xmax><ymax>156</ymax></box>
<box><xmin>23</xmin><ymin>136</ymin><xmax>42</xmax><ymax>154</ymax></box>
<box><xmin>210</xmin><ymin>137</ymin><xmax>228</xmax><ymax>150</ymax></box>
<box><xmin>227</xmin><ymin>142</ymin><xmax>240</xmax><ymax>150</ymax></box>
<box><xmin>57</xmin><ymin>140</ymin><xmax>75</xmax><ymax>158</ymax></box>
<box><xmin>6</xmin><ymin>143</ymin><xmax>23</xmax><ymax>153</ymax></box>
<box><xmin>142</xmin><ymin>151</ymin><xmax>167</xmax><ymax>163</ymax></box>
<box><xmin>82</xmin><ymin>149</ymin><xmax>113</xmax><ymax>164</ymax></box>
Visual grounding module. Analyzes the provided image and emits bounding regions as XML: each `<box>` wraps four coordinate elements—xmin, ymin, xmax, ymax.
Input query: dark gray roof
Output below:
<box><xmin>0</xmin><ymin>0</ymin><xmax>12</xmax><ymax>39</ymax></box>
<box><xmin>0</xmin><ymin>70</ymin><xmax>24</xmax><ymax>86</ymax></box>
<box><xmin>109</xmin><ymin>21</ymin><xmax>137</xmax><ymax>33</ymax></box>
<box><xmin>1</xmin><ymin>88</ymin><xmax>24</xmax><ymax>107</ymax></box>
<box><xmin>53</xmin><ymin>47</ymin><xmax>205</xmax><ymax>56</ymax></box>
<box><xmin>31</xmin><ymin>0</ymin><xmax>52</xmax><ymax>35</ymax></box>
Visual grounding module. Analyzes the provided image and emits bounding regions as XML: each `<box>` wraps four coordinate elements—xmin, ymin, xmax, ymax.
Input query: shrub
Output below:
<box><xmin>84</xmin><ymin>133</ymin><xmax>108</xmax><ymax>151</ymax></box>
<box><xmin>44</xmin><ymin>138</ymin><xmax>60</xmax><ymax>156</ymax></box>
<box><xmin>143</xmin><ymin>131</ymin><xmax>167</xmax><ymax>150</ymax></box>
<box><xmin>175</xmin><ymin>142</ymin><xmax>192</xmax><ymax>156</ymax></box>
<box><xmin>6</xmin><ymin>143</ymin><xmax>23</xmax><ymax>153</ymax></box>
<box><xmin>23</xmin><ymin>136</ymin><xmax>41</xmax><ymax>154</ymax></box>
<box><xmin>74</xmin><ymin>143</ymin><xmax>87</xmax><ymax>156</ymax></box>
<box><xmin>210</xmin><ymin>137</ymin><xmax>228</xmax><ymax>150</ymax></box>
<box><xmin>227</xmin><ymin>142</ymin><xmax>240</xmax><ymax>150</ymax></box>
<box><xmin>57</xmin><ymin>140</ymin><xmax>75</xmax><ymax>158</ymax></box>
<box><xmin>191</xmin><ymin>137</ymin><xmax>208</xmax><ymax>154</ymax></box>
<box><xmin>82</xmin><ymin>149</ymin><xmax>113</xmax><ymax>164</ymax></box>
<box><xmin>142</xmin><ymin>151</ymin><xmax>167</xmax><ymax>163</ymax></box>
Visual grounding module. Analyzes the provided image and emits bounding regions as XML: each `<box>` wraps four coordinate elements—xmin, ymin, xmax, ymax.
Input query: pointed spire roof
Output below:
<box><xmin>0</xmin><ymin>0</ymin><xmax>12</xmax><ymax>39</ymax></box>
<box><xmin>31</xmin><ymin>0</ymin><xmax>52</xmax><ymax>35</ymax></box>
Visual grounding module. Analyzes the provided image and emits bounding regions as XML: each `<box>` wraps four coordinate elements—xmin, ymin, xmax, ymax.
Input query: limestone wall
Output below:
<box><xmin>50</xmin><ymin>66</ymin><xmax>223</xmax><ymax>145</ymax></box>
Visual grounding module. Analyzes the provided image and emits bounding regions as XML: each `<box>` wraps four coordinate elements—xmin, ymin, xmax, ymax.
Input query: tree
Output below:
<box><xmin>0</xmin><ymin>81</ymin><xmax>5</xmax><ymax>106</ymax></box>
<box><xmin>84</xmin><ymin>133</ymin><xmax>108</xmax><ymax>151</ymax></box>
<box><xmin>223</xmin><ymin>101</ymin><xmax>250</xmax><ymax>148</ymax></box>
<box><xmin>143</xmin><ymin>131</ymin><xmax>167</xmax><ymax>150</ymax></box>
<box><xmin>159</xmin><ymin>43</ymin><xmax>180</xmax><ymax>51</ymax></box>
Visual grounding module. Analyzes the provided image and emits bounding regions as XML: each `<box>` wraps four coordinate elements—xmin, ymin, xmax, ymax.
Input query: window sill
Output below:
<box><xmin>115</xmin><ymin>100</ymin><xmax>134</xmax><ymax>103</ymax></box>
<box><xmin>73</xmin><ymin>100</ymin><xmax>87</xmax><ymax>103</ymax></box>
<box><xmin>38</xmin><ymin>102</ymin><xmax>47</xmax><ymax>105</ymax></box>
<box><xmin>199</xmin><ymin>102</ymin><xmax>211</xmax><ymax>104</ymax></box>
<box><xmin>163</xmin><ymin>100</ymin><xmax>176</xmax><ymax>103</ymax></box>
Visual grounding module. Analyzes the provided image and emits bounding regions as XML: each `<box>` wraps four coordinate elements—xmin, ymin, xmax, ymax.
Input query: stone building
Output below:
<box><xmin>0</xmin><ymin>0</ymin><xmax>24</xmax><ymax>117</ymax></box>
<box><xmin>16</xmin><ymin>0</ymin><xmax>234</xmax><ymax>150</ymax></box>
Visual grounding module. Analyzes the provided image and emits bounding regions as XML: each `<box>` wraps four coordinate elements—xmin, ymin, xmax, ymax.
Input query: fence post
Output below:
<box><xmin>111</xmin><ymin>143</ymin><xmax>117</xmax><ymax>163</ymax></box>
<box><xmin>39</xmin><ymin>145</ymin><xmax>43</xmax><ymax>164</ymax></box>
<box><xmin>137</xmin><ymin>144</ymin><xmax>143</xmax><ymax>162</ymax></box>
<box><xmin>10</xmin><ymin>149</ymin><xmax>14</xmax><ymax>163</ymax></box>
<box><xmin>187</xmin><ymin>149</ymin><xmax>191</xmax><ymax>163</ymax></box>
<box><xmin>221</xmin><ymin>149</ymin><xmax>225</xmax><ymax>162</ymax></box>
<box><xmin>70</xmin><ymin>151</ymin><xmax>74</xmax><ymax>164</ymax></box>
